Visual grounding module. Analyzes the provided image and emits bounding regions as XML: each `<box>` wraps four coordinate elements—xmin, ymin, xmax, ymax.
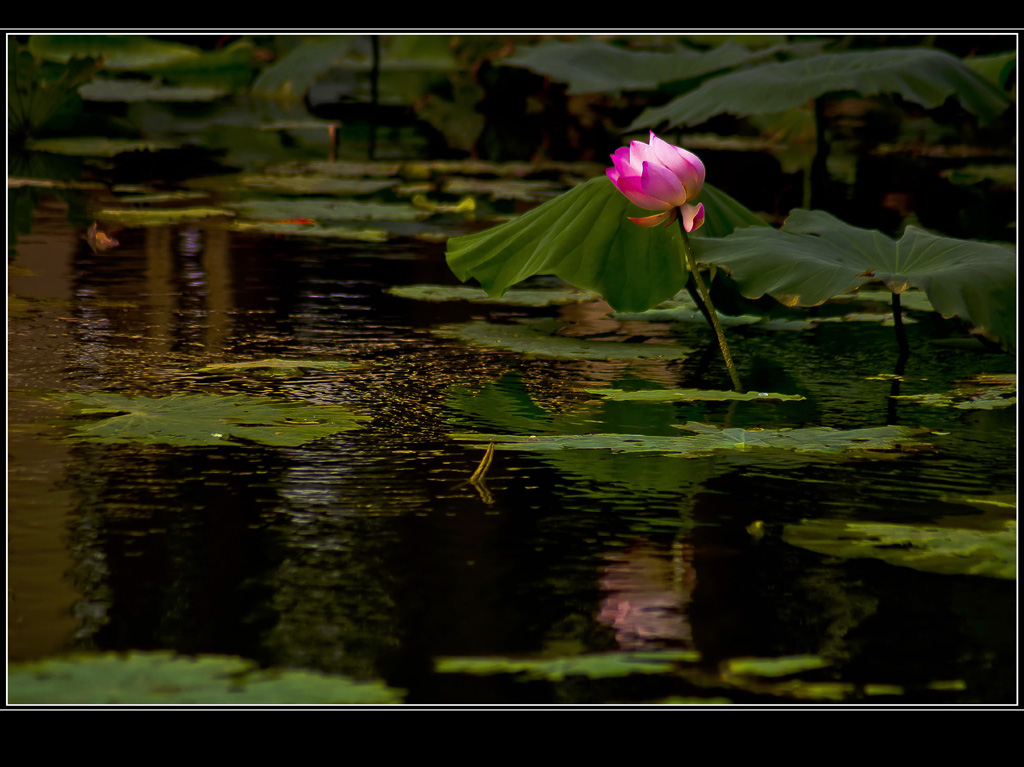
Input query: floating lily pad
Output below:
<box><xmin>223</xmin><ymin>220</ymin><xmax>389</xmax><ymax>241</ymax></box>
<box><xmin>80</xmin><ymin>79</ymin><xmax>228</xmax><ymax>102</ymax></box>
<box><xmin>436</xmin><ymin>651</ymin><xmax>700</xmax><ymax>681</ymax></box>
<box><xmin>26</xmin><ymin>137</ymin><xmax>180</xmax><ymax>156</ymax></box>
<box><xmin>722</xmin><ymin>655</ymin><xmax>831</xmax><ymax>677</ymax></box>
<box><xmin>93</xmin><ymin>207</ymin><xmax>235</xmax><ymax>226</ymax></box>
<box><xmin>8</xmin><ymin>651</ymin><xmax>402</xmax><ymax>704</ymax></box>
<box><xmin>196</xmin><ymin>358</ymin><xmax>364</xmax><ymax>374</ymax></box>
<box><xmin>434</xmin><ymin>319</ymin><xmax>692</xmax><ymax>360</ymax></box>
<box><xmin>388</xmin><ymin>284</ymin><xmax>598</xmax><ymax>306</ymax></box>
<box><xmin>226</xmin><ymin>198</ymin><xmax>430</xmax><ymax>222</ymax></box>
<box><xmin>586</xmin><ymin>388</ymin><xmax>806</xmax><ymax>403</ymax></box>
<box><xmin>782</xmin><ymin>517</ymin><xmax>1016</xmax><ymax>579</ymax></box>
<box><xmin>229</xmin><ymin>174</ymin><xmax>398</xmax><ymax>196</ymax></box>
<box><xmin>452</xmin><ymin>422</ymin><xmax>929</xmax><ymax>458</ymax></box>
<box><xmin>60</xmin><ymin>392</ymin><xmax>369</xmax><ymax>447</ymax></box>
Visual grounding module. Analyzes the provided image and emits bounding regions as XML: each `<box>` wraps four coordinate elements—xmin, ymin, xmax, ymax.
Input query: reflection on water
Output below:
<box><xmin>8</xmin><ymin>200</ymin><xmax>1016</xmax><ymax>703</ymax></box>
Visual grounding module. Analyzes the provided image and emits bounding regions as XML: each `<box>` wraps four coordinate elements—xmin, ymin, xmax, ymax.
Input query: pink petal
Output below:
<box><xmin>648</xmin><ymin>133</ymin><xmax>705</xmax><ymax>199</ymax></box>
<box><xmin>681</xmin><ymin>203</ymin><xmax>705</xmax><ymax>233</ymax></box>
<box><xmin>614</xmin><ymin>175</ymin><xmax>672</xmax><ymax>211</ymax></box>
<box><xmin>640</xmin><ymin>161</ymin><xmax>689</xmax><ymax>208</ymax></box>
<box><xmin>628</xmin><ymin>210</ymin><xmax>676</xmax><ymax>227</ymax></box>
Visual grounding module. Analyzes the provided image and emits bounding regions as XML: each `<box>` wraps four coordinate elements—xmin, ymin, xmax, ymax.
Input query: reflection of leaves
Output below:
<box><xmin>9</xmin><ymin>652</ymin><xmax>402</xmax><ymax>704</ymax></box>
<box><xmin>782</xmin><ymin>518</ymin><xmax>1016</xmax><ymax>579</ymax></box>
<box><xmin>446</xmin><ymin>176</ymin><xmax>767</xmax><ymax>313</ymax></box>
<box><xmin>453</xmin><ymin>422</ymin><xmax>930</xmax><ymax>458</ymax></box>
<box><xmin>694</xmin><ymin>210</ymin><xmax>1016</xmax><ymax>351</ymax></box>
<box><xmin>434</xmin><ymin>319</ymin><xmax>693</xmax><ymax>360</ymax></box>
<box><xmin>61</xmin><ymin>392</ymin><xmax>368</xmax><ymax>447</ymax></box>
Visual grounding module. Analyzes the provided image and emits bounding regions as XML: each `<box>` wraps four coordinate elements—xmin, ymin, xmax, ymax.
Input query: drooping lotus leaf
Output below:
<box><xmin>452</xmin><ymin>422</ymin><xmax>929</xmax><ymax>458</ymax></box>
<box><xmin>60</xmin><ymin>392</ymin><xmax>369</xmax><ymax>447</ymax></box>
<box><xmin>586</xmin><ymin>388</ymin><xmax>805</xmax><ymax>403</ymax></box>
<box><xmin>631</xmin><ymin>48</ymin><xmax>1011</xmax><ymax>130</ymax></box>
<box><xmin>693</xmin><ymin>209</ymin><xmax>1016</xmax><ymax>351</ymax></box>
<box><xmin>196</xmin><ymin>358</ymin><xmax>364</xmax><ymax>374</ymax></box>
<box><xmin>387</xmin><ymin>284</ymin><xmax>598</xmax><ymax>306</ymax></box>
<box><xmin>436</xmin><ymin>651</ymin><xmax>700</xmax><ymax>681</ymax></box>
<box><xmin>782</xmin><ymin>517</ymin><xmax>1016</xmax><ymax>579</ymax></box>
<box><xmin>8</xmin><ymin>651</ymin><xmax>403</xmax><ymax>704</ymax></box>
<box><xmin>433</xmin><ymin>318</ymin><xmax>693</xmax><ymax>361</ymax></box>
<box><xmin>445</xmin><ymin>176</ymin><xmax>767</xmax><ymax>313</ymax></box>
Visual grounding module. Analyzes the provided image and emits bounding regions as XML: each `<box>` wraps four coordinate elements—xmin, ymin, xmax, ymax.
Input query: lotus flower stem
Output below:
<box><xmin>677</xmin><ymin>221</ymin><xmax>742</xmax><ymax>392</ymax></box>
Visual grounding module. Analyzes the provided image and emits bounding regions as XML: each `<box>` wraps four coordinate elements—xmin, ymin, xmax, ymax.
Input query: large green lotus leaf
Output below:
<box><xmin>693</xmin><ymin>210</ymin><xmax>1017</xmax><ymax>351</ymax></box>
<box><xmin>445</xmin><ymin>176</ymin><xmax>767</xmax><ymax>313</ymax></box>
<box><xmin>61</xmin><ymin>392</ymin><xmax>369</xmax><ymax>447</ymax></box>
<box><xmin>782</xmin><ymin>518</ymin><xmax>1016</xmax><ymax>579</ymax></box>
<box><xmin>28</xmin><ymin>35</ymin><xmax>201</xmax><ymax>70</ymax></box>
<box><xmin>251</xmin><ymin>36</ymin><xmax>364</xmax><ymax>99</ymax></box>
<box><xmin>502</xmin><ymin>38</ymin><xmax>770</xmax><ymax>94</ymax></box>
<box><xmin>452</xmin><ymin>422</ymin><xmax>928</xmax><ymax>458</ymax></box>
<box><xmin>8</xmin><ymin>651</ymin><xmax>402</xmax><ymax>704</ymax></box>
<box><xmin>436</xmin><ymin>651</ymin><xmax>700</xmax><ymax>681</ymax></box>
<box><xmin>433</xmin><ymin>318</ymin><xmax>693</xmax><ymax>361</ymax></box>
<box><xmin>631</xmin><ymin>48</ymin><xmax>1011</xmax><ymax>130</ymax></box>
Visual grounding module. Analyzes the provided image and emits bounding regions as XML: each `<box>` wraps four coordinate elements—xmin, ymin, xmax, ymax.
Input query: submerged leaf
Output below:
<box><xmin>436</xmin><ymin>651</ymin><xmax>700</xmax><ymax>681</ymax></box>
<box><xmin>586</xmin><ymin>388</ymin><xmax>805</xmax><ymax>402</ymax></box>
<box><xmin>434</xmin><ymin>319</ymin><xmax>692</xmax><ymax>360</ymax></box>
<box><xmin>60</xmin><ymin>392</ymin><xmax>368</xmax><ymax>447</ymax></box>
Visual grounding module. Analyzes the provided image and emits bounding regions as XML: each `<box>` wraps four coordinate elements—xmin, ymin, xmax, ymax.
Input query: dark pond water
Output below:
<box><xmin>7</xmin><ymin>33</ymin><xmax>1018</xmax><ymax>705</ymax></box>
<box><xmin>9</xmin><ymin>188</ymin><xmax>1016</xmax><ymax>705</ymax></box>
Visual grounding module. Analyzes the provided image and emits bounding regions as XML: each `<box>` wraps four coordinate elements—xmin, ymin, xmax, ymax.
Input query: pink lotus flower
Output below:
<box><xmin>606</xmin><ymin>131</ymin><xmax>706</xmax><ymax>231</ymax></box>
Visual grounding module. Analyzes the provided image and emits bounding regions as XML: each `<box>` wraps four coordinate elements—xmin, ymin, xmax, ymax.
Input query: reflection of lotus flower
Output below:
<box><xmin>606</xmin><ymin>131</ymin><xmax>706</xmax><ymax>231</ymax></box>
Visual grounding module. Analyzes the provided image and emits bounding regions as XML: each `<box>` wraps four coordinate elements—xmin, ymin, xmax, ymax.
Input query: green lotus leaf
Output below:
<box><xmin>782</xmin><ymin>518</ymin><xmax>1016</xmax><ymax>579</ymax></box>
<box><xmin>60</xmin><ymin>392</ymin><xmax>369</xmax><ymax>447</ymax></box>
<box><xmin>8</xmin><ymin>651</ymin><xmax>402</xmax><ymax>704</ymax></box>
<box><xmin>693</xmin><ymin>209</ymin><xmax>1016</xmax><ymax>351</ymax></box>
<box><xmin>445</xmin><ymin>176</ymin><xmax>767</xmax><ymax>313</ymax></box>
<box><xmin>586</xmin><ymin>388</ymin><xmax>805</xmax><ymax>402</ymax></box>
<box><xmin>433</xmin><ymin>318</ymin><xmax>693</xmax><ymax>360</ymax></box>
<box><xmin>436</xmin><ymin>651</ymin><xmax>700</xmax><ymax>681</ymax></box>
<box><xmin>631</xmin><ymin>48</ymin><xmax>1011</xmax><ymax>129</ymax></box>
<box><xmin>452</xmin><ymin>422</ymin><xmax>929</xmax><ymax>458</ymax></box>
<box><xmin>501</xmin><ymin>37</ymin><xmax>817</xmax><ymax>95</ymax></box>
